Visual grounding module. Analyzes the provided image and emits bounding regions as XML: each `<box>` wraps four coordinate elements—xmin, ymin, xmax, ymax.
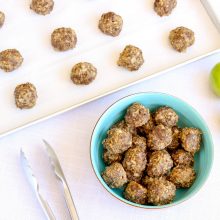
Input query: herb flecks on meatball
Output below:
<box><xmin>154</xmin><ymin>0</ymin><xmax>177</xmax><ymax>17</ymax></box>
<box><xmin>30</xmin><ymin>0</ymin><xmax>54</xmax><ymax>15</ymax></box>
<box><xmin>167</xmin><ymin>126</ymin><xmax>181</xmax><ymax>150</ymax></box>
<box><xmin>171</xmin><ymin>149</ymin><xmax>194</xmax><ymax>166</ymax></box>
<box><xmin>103</xmin><ymin>150</ymin><xmax>122</xmax><ymax>165</ymax></box>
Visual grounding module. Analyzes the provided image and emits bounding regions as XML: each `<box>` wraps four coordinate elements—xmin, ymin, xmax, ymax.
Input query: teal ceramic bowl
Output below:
<box><xmin>90</xmin><ymin>92</ymin><xmax>214</xmax><ymax>208</ymax></box>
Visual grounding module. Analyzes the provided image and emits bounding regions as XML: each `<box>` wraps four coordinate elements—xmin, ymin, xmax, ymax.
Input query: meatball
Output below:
<box><xmin>71</xmin><ymin>62</ymin><xmax>97</xmax><ymax>85</ymax></box>
<box><xmin>147</xmin><ymin>177</ymin><xmax>176</xmax><ymax>205</ymax></box>
<box><xmin>180</xmin><ymin>128</ymin><xmax>201</xmax><ymax>154</ymax></box>
<box><xmin>112</xmin><ymin>120</ymin><xmax>137</xmax><ymax>135</ymax></box>
<box><xmin>102</xmin><ymin>162</ymin><xmax>127</xmax><ymax>188</ymax></box>
<box><xmin>117</xmin><ymin>45</ymin><xmax>144</xmax><ymax>71</ymax></box>
<box><xmin>0</xmin><ymin>49</ymin><xmax>23</xmax><ymax>72</ymax></box>
<box><xmin>169</xmin><ymin>166</ymin><xmax>196</xmax><ymax>188</ymax></box>
<box><xmin>169</xmin><ymin>27</ymin><xmax>195</xmax><ymax>52</ymax></box>
<box><xmin>147</xmin><ymin>124</ymin><xmax>172</xmax><ymax>151</ymax></box>
<box><xmin>103</xmin><ymin>150</ymin><xmax>122</xmax><ymax>165</ymax></box>
<box><xmin>125</xmin><ymin>103</ymin><xmax>150</xmax><ymax>128</ymax></box>
<box><xmin>103</xmin><ymin>127</ymin><xmax>132</xmax><ymax>154</ymax></box>
<box><xmin>147</xmin><ymin>150</ymin><xmax>173</xmax><ymax>177</ymax></box>
<box><xmin>167</xmin><ymin>126</ymin><xmax>181</xmax><ymax>150</ymax></box>
<box><xmin>30</xmin><ymin>0</ymin><xmax>54</xmax><ymax>15</ymax></box>
<box><xmin>171</xmin><ymin>149</ymin><xmax>194</xmax><ymax>166</ymax></box>
<box><xmin>98</xmin><ymin>12</ymin><xmax>123</xmax><ymax>37</ymax></box>
<box><xmin>51</xmin><ymin>27</ymin><xmax>77</xmax><ymax>51</ymax></box>
<box><xmin>124</xmin><ymin>181</ymin><xmax>147</xmax><ymax>205</ymax></box>
<box><xmin>14</xmin><ymin>83</ymin><xmax>38</xmax><ymax>109</ymax></box>
<box><xmin>122</xmin><ymin>146</ymin><xmax>147</xmax><ymax>182</ymax></box>
<box><xmin>154</xmin><ymin>106</ymin><xmax>178</xmax><ymax>127</ymax></box>
<box><xmin>154</xmin><ymin>0</ymin><xmax>177</xmax><ymax>17</ymax></box>
<box><xmin>0</xmin><ymin>11</ymin><xmax>5</xmax><ymax>28</ymax></box>
<box><xmin>132</xmin><ymin>135</ymin><xmax>147</xmax><ymax>151</ymax></box>
<box><xmin>137</xmin><ymin>116</ymin><xmax>155</xmax><ymax>136</ymax></box>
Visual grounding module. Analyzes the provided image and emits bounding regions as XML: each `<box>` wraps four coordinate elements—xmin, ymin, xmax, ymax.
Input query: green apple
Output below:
<box><xmin>210</xmin><ymin>63</ymin><xmax>220</xmax><ymax>96</ymax></box>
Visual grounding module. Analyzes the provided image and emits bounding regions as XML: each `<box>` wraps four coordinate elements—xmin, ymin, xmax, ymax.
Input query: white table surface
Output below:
<box><xmin>0</xmin><ymin>52</ymin><xmax>220</xmax><ymax>220</ymax></box>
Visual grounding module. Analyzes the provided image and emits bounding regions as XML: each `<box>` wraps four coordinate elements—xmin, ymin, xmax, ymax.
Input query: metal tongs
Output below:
<box><xmin>20</xmin><ymin>140</ymin><xmax>79</xmax><ymax>220</ymax></box>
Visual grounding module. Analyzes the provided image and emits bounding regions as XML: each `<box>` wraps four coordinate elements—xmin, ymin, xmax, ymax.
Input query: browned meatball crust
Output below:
<box><xmin>117</xmin><ymin>45</ymin><xmax>144</xmax><ymax>71</ymax></box>
<box><xmin>102</xmin><ymin>162</ymin><xmax>127</xmax><ymax>188</ymax></box>
<box><xmin>132</xmin><ymin>135</ymin><xmax>147</xmax><ymax>151</ymax></box>
<box><xmin>103</xmin><ymin>150</ymin><xmax>122</xmax><ymax>165</ymax></box>
<box><xmin>30</xmin><ymin>0</ymin><xmax>54</xmax><ymax>15</ymax></box>
<box><xmin>0</xmin><ymin>49</ymin><xmax>23</xmax><ymax>72</ymax></box>
<box><xmin>51</xmin><ymin>27</ymin><xmax>77</xmax><ymax>51</ymax></box>
<box><xmin>147</xmin><ymin>150</ymin><xmax>173</xmax><ymax>177</ymax></box>
<box><xmin>14</xmin><ymin>83</ymin><xmax>38</xmax><ymax>109</ymax></box>
<box><xmin>103</xmin><ymin>127</ymin><xmax>132</xmax><ymax>154</ymax></box>
<box><xmin>71</xmin><ymin>62</ymin><xmax>97</xmax><ymax>85</ymax></box>
<box><xmin>180</xmin><ymin>128</ymin><xmax>201</xmax><ymax>154</ymax></box>
<box><xmin>125</xmin><ymin>103</ymin><xmax>150</xmax><ymax>128</ymax></box>
<box><xmin>167</xmin><ymin>126</ymin><xmax>181</xmax><ymax>150</ymax></box>
<box><xmin>124</xmin><ymin>181</ymin><xmax>147</xmax><ymax>205</ymax></box>
<box><xmin>171</xmin><ymin>149</ymin><xmax>194</xmax><ymax>166</ymax></box>
<box><xmin>169</xmin><ymin>27</ymin><xmax>195</xmax><ymax>52</ymax></box>
<box><xmin>112</xmin><ymin>120</ymin><xmax>137</xmax><ymax>135</ymax></box>
<box><xmin>154</xmin><ymin>0</ymin><xmax>177</xmax><ymax>17</ymax></box>
<box><xmin>98</xmin><ymin>12</ymin><xmax>123</xmax><ymax>37</ymax></box>
<box><xmin>0</xmin><ymin>11</ymin><xmax>5</xmax><ymax>28</ymax></box>
<box><xmin>147</xmin><ymin>124</ymin><xmax>172</xmax><ymax>151</ymax></box>
<box><xmin>137</xmin><ymin>115</ymin><xmax>155</xmax><ymax>135</ymax></box>
<box><xmin>169</xmin><ymin>166</ymin><xmax>196</xmax><ymax>188</ymax></box>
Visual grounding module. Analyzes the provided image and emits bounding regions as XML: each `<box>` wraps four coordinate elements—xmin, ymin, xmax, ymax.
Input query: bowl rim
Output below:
<box><xmin>90</xmin><ymin>92</ymin><xmax>214</xmax><ymax>209</ymax></box>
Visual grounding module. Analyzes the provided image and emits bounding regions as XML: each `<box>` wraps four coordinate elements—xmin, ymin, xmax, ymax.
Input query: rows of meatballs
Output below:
<box><xmin>0</xmin><ymin>0</ymin><xmax>195</xmax><ymax>110</ymax></box>
<box><xmin>101</xmin><ymin>103</ymin><xmax>201</xmax><ymax>205</ymax></box>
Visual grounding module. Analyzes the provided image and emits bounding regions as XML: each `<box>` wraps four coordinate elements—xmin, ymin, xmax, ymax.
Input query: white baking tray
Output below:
<box><xmin>0</xmin><ymin>0</ymin><xmax>219</xmax><ymax>138</ymax></box>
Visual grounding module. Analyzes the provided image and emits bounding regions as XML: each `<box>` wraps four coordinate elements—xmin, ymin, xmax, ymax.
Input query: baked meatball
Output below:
<box><xmin>171</xmin><ymin>149</ymin><xmax>194</xmax><ymax>166</ymax></box>
<box><xmin>132</xmin><ymin>135</ymin><xmax>147</xmax><ymax>151</ymax></box>
<box><xmin>125</xmin><ymin>103</ymin><xmax>150</xmax><ymax>128</ymax></box>
<box><xmin>30</xmin><ymin>0</ymin><xmax>54</xmax><ymax>15</ymax></box>
<box><xmin>147</xmin><ymin>177</ymin><xmax>176</xmax><ymax>205</ymax></box>
<box><xmin>147</xmin><ymin>124</ymin><xmax>172</xmax><ymax>151</ymax></box>
<box><xmin>102</xmin><ymin>162</ymin><xmax>127</xmax><ymax>188</ymax></box>
<box><xmin>71</xmin><ymin>62</ymin><xmax>97</xmax><ymax>85</ymax></box>
<box><xmin>112</xmin><ymin>120</ymin><xmax>137</xmax><ymax>135</ymax></box>
<box><xmin>169</xmin><ymin>166</ymin><xmax>196</xmax><ymax>188</ymax></box>
<box><xmin>124</xmin><ymin>181</ymin><xmax>147</xmax><ymax>205</ymax></box>
<box><xmin>103</xmin><ymin>150</ymin><xmax>122</xmax><ymax>165</ymax></box>
<box><xmin>169</xmin><ymin>27</ymin><xmax>195</xmax><ymax>52</ymax></box>
<box><xmin>180</xmin><ymin>128</ymin><xmax>201</xmax><ymax>154</ymax></box>
<box><xmin>154</xmin><ymin>106</ymin><xmax>178</xmax><ymax>127</ymax></box>
<box><xmin>167</xmin><ymin>126</ymin><xmax>181</xmax><ymax>150</ymax></box>
<box><xmin>0</xmin><ymin>11</ymin><xmax>5</xmax><ymax>28</ymax></box>
<box><xmin>98</xmin><ymin>12</ymin><xmax>123</xmax><ymax>37</ymax></box>
<box><xmin>51</xmin><ymin>27</ymin><xmax>77</xmax><ymax>51</ymax></box>
<box><xmin>0</xmin><ymin>49</ymin><xmax>23</xmax><ymax>72</ymax></box>
<box><xmin>103</xmin><ymin>127</ymin><xmax>132</xmax><ymax>154</ymax></box>
<box><xmin>122</xmin><ymin>146</ymin><xmax>147</xmax><ymax>182</ymax></box>
<box><xmin>117</xmin><ymin>45</ymin><xmax>144</xmax><ymax>71</ymax></box>
<box><xmin>147</xmin><ymin>150</ymin><xmax>173</xmax><ymax>177</ymax></box>
<box><xmin>154</xmin><ymin>0</ymin><xmax>177</xmax><ymax>17</ymax></box>
<box><xmin>137</xmin><ymin>115</ymin><xmax>155</xmax><ymax>136</ymax></box>
<box><xmin>14</xmin><ymin>83</ymin><xmax>38</xmax><ymax>109</ymax></box>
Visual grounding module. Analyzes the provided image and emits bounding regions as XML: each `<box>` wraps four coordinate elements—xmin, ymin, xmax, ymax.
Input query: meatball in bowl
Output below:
<box><xmin>90</xmin><ymin>92</ymin><xmax>213</xmax><ymax>209</ymax></box>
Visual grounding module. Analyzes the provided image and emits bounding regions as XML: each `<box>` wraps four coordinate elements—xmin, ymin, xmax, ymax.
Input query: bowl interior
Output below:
<box><xmin>90</xmin><ymin>92</ymin><xmax>213</xmax><ymax>208</ymax></box>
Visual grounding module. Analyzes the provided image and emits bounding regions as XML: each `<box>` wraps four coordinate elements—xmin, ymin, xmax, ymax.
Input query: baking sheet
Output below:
<box><xmin>0</xmin><ymin>0</ymin><xmax>220</xmax><ymax>138</ymax></box>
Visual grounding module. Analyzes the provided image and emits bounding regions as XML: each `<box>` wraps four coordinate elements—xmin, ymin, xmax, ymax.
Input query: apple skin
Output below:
<box><xmin>210</xmin><ymin>63</ymin><xmax>220</xmax><ymax>96</ymax></box>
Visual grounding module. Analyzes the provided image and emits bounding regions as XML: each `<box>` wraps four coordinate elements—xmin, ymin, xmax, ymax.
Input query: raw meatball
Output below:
<box><xmin>124</xmin><ymin>181</ymin><xmax>147</xmax><ymax>205</ymax></box>
<box><xmin>112</xmin><ymin>120</ymin><xmax>137</xmax><ymax>135</ymax></box>
<box><xmin>0</xmin><ymin>11</ymin><xmax>5</xmax><ymax>28</ymax></box>
<box><xmin>147</xmin><ymin>124</ymin><xmax>172</xmax><ymax>150</ymax></box>
<box><xmin>169</xmin><ymin>27</ymin><xmax>195</xmax><ymax>52</ymax></box>
<box><xmin>0</xmin><ymin>49</ymin><xmax>23</xmax><ymax>72</ymax></box>
<box><xmin>154</xmin><ymin>106</ymin><xmax>178</xmax><ymax>127</ymax></box>
<box><xmin>102</xmin><ymin>162</ymin><xmax>127</xmax><ymax>188</ymax></box>
<box><xmin>14</xmin><ymin>83</ymin><xmax>38</xmax><ymax>109</ymax></box>
<box><xmin>171</xmin><ymin>149</ymin><xmax>194</xmax><ymax>166</ymax></box>
<box><xmin>137</xmin><ymin>116</ymin><xmax>155</xmax><ymax>136</ymax></box>
<box><xmin>98</xmin><ymin>12</ymin><xmax>123</xmax><ymax>37</ymax></box>
<box><xmin>154</xmin><ymin>0</ymin><xmax>177</xmax><ymax>17</ymax></box>
<box><xmin>122</xmin><ymin>146</ymin><xmax>147</xmax><ymax>182</ymax></box>
<box><xmin>103</xmin><ymin>127</ymin><xmax>132</xmax><ymax>154</ymax></box>
<box><xmin>71</xmin><ymin>62</ymin><xmax>97</xmax><ymax>85</ymax></box>
<box><xmin>147</xmin><ymin>150</ymin><xmax>173</xmax><ymax>177</ymax></box>
<box><xmin>51</xmin><ymin>27</ymin><xmax>77</xmax><ymax>51</ymax></box>
<box><xmin>132</xmin><ymin>135</ymin><xmax>147</xmax><ymax>151</ymax></box>
<box><xmin>167</xmin><ymin>126</ymin><xmax>181</xmax><ymax>150</ymax></box>
<box><xmin>180</xmin><ymin>128</ymin><xmax>201</xmax><ymax>154</ymax></box>
<box><xmin>125</xmin><ymin>103</ymin><xmax>150</xmax><ymax>128</ymax></box>
<box><xmin>30</xmin><ymin>0</ymin><xmax>54</xmax><ymax>15</ymax></box>
<box><xmin>117</xmin><ymin>45</ymin><xmax>144</xmax><ymax>71</ymax></box>
<box><xmin>103</xmin><ymin>150</ymin><xmax>122</xmax><ymax>165</ymax></box>
<box><xmin>169</xmin><ymin>166</ymin><xmax>196</xmax><ymax>188</ymax></box>
<box><xmin>147</xmin><ymin>177</ymin><xmax>176</xmax><ymax>205</ymax></box>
